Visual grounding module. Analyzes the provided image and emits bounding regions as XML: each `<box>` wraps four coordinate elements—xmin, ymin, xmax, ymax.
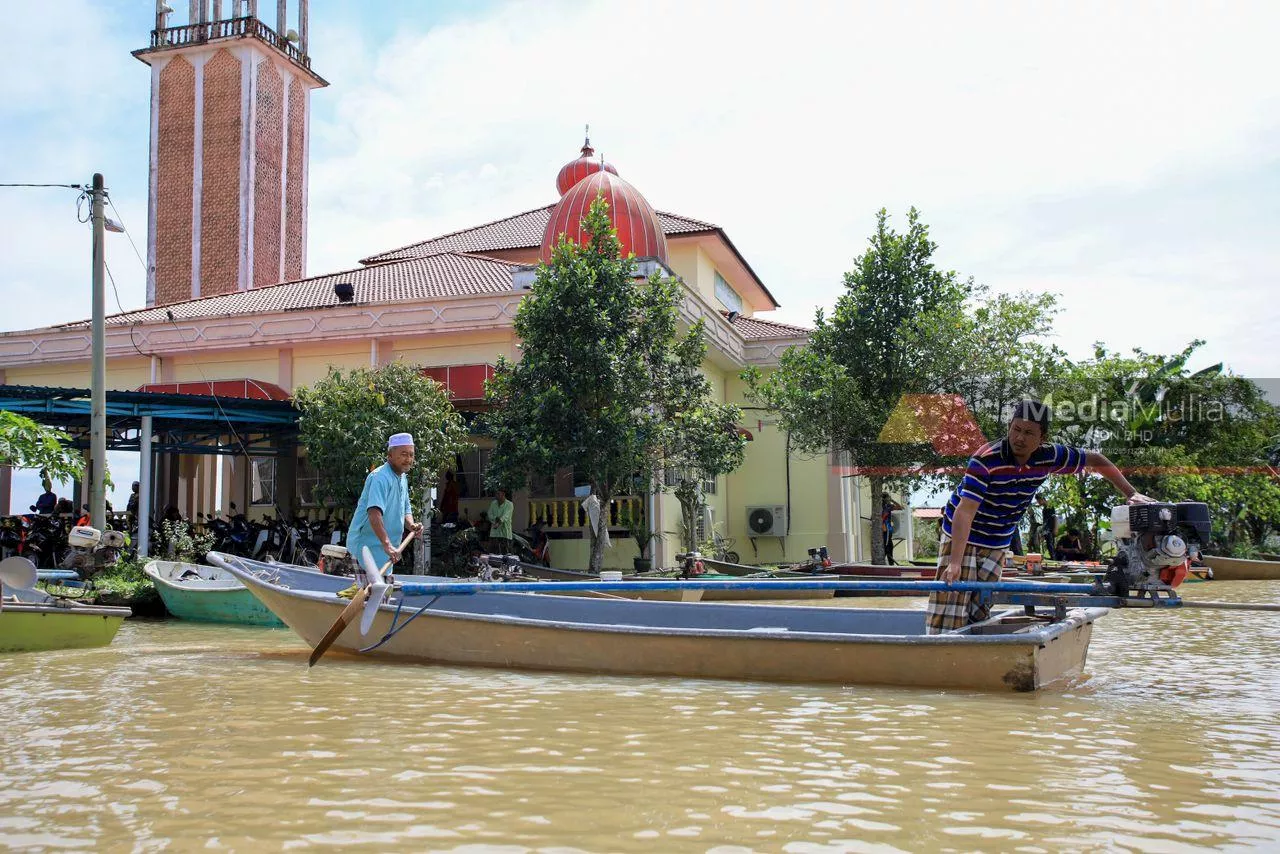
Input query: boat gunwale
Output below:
<box><xmin>0</xmin><ymin>601</ymin><xmax>132</xmax><ymax>618</ymax></box>
<box><xmin>143</xmin><ymin>560</ymin><xmax>245</xmax><ymax>592</ymax></box>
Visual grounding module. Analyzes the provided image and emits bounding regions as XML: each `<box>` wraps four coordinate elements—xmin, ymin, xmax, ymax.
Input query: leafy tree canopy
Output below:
<box><xmin>294</xmin><ymin>361</ymin><xmax>470</xmax><ymax>512</ymax></box>
<box><xmin>0</xmin><ymin>411</ymin><xmax>84</xmax><ymax>483</ymax></box>
<box><xmin>482</xmin><ymin>195</ymin><xmax>737</xmax><ymax>570</ymax></box>
<box><xmin>746</xmin><ymin>208</ymin><xmax>1056</xmax><ymax>563</ymax></box>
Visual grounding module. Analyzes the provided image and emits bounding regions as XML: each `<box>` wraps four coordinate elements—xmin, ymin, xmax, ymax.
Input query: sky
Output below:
<box><xmin>2</xmin><ymin>0</ymin><xmax>1279</xmax><ymax>507</ymax></box>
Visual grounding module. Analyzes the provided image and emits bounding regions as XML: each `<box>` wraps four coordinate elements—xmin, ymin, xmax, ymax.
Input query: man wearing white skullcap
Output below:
<box><xmin>345</xmin><ymin>433</ymin><xmax>423</xmax><ymax>571</ymax></box>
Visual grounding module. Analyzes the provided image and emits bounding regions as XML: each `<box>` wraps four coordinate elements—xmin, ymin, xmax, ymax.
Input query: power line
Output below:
<box><xmin>107</xmin><ymin>196</ymin><xmax>148</xmax><ymax>274</ymax></box>
<box><xmin>162</xmin><ymin>311</ymin><xmax>256</xmax><ymax>462</ymax></box>
<box><xmin>104</xmin><ymin>260</ymin><xmax>152</xmax><ymax>361</ymax></box>
<box><xmin>0</xmin><ymin>182</ymin><xmax>82</xmax><ymax>189</ymax></box>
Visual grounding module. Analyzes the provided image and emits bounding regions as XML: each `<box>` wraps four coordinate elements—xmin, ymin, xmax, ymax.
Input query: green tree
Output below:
<box><xmin>0</xmin><ymin>411</ymin><xmax>84</xmax><ymax>483</ymax></box>
<box><xmin>747</xmin><ymin>208</ymin><xmax>1052</xmax><ymax>563</ymax></box>
<box><xmin>294</xmin><ymin>361</ymin><xmax>469</xmax><ymax>513</ymax></box>
<box><xmin>482</xmin><ymin>196</ymin><xmax>698</xmax><ymax>572</ymax></box>
<box><xmin>658</xmin><ymin>321</ymin><xmax>748</xmax><ymax>552</ymax></box>
<box><xmin>1046</xmin><ymin>342</ymin><xmax>1280</xmax><ymax>554</ymax></box>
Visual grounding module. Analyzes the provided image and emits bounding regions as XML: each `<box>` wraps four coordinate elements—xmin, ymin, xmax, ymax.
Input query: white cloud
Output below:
<box><xmin>2</xmin><ymin>0</ymin><xmax>1277</xmax><ymax>383</ymax></box>
<box><xmin>304</xmin><ymin>0</ymin><xmax>1280</xmax><ymax>374</ymax></box>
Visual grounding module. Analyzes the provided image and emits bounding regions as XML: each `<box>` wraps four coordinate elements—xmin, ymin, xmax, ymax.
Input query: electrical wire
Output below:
<box><xmin>0</xmin><ymin>182</ymin><xmax>81</xmax><ymax>189</ymax></box>
<box><xmin>104</xmin><ymin>261</ymin><xmax>152</xmax><ymax>361</ymax></box>
<box><xmin>107</xmin><ymin>196</ymin><xmax>148</xmax><ymax>274</ymax></box>
<box><xmin>162</xmin><ymin>311</ymin><xmax>257</xmax><ymax>462</ymax></box>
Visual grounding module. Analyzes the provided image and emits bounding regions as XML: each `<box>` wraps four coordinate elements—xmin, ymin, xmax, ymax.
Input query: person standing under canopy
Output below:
<box><xmin>927</xmin><ymin>399</ymin><xmax>1152</xmax><ymax>634</ymax></box>
<box><xmin>486</xmin><ymin>488</ymin><xmax>514</xmax><ymax>556</ymax></box>
<box><xmin>33</xmin><ymin>479</ymin><xmax>57</xmax><ymax>515</ymax></box>
<box><xmin>345</xmin><ymin>433</ymin><xmax>423</xmax><ymax>576</ymax></box>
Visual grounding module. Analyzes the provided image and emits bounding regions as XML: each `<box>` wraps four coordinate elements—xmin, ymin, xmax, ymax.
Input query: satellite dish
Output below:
<box><xmin>0</xmin><ymin>556</ymin><xmax>38</xmax><ymax>591</ymax></box>
<box><xmin>358</xmin><ymin>546</ymin><xmax>389</xmax><ymax>637</ymax></box>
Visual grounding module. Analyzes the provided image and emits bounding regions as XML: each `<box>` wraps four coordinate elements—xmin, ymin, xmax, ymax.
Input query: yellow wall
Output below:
<box><xmin>543</xmin><ymin>536</ymin><xmax>644</xmax><ymax>572</ymax></box>
<box><xmin>394</xmin><ymin>329</ymin><xmax>517</xmax><ymax>366</ymax></box>
<box><xmin>291</xmin><ymin>345</ymin><xmax>368</xmax><ymax>388</ymax></box>
<box><xmin>5</xmin><ymin>357</ymin><xmax>151</xmax><ymax>391</ymax></box>
<box><xmin>723</xmin><ymin>370</ymin><xmax>839</xmax><ymax>564</ymax></box>
<box><xmin>170</xmin><ymin>354</ymin><xmax>280</xmax><ymax>384</ymax></box>
<box><xmin>667</xmin><ymin>244</ymin><xmax>746</xmax><ymax>317</ymax></box>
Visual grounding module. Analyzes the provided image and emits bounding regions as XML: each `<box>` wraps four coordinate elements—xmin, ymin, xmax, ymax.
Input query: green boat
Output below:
<box><xmin>144</xmin><ymin>560</ymin><xmax>285</xmax><ymax>627</ymax></box>
<box><xmin>1</xmin><ymin>558</ymin><xmax>130</xmax><ymax>652</ymax></box>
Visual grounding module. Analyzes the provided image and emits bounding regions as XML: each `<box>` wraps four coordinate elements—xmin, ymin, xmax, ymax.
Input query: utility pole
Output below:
<box><xmin>90</xmin><ymin>174</ymin><xmax>107</xmax><ymax>530</ymax></box>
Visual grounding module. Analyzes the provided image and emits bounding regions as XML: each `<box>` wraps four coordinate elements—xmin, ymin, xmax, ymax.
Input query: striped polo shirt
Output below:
<box><xmin>941</xmin><ymin>439</ymin><xmax>1087</xmax><ymax>550</ymax></box>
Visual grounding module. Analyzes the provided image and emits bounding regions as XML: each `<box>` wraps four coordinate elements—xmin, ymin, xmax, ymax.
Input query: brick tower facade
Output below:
<box><xmin>134</xmin><ymin>1</ymin><xmax>327</xmax><ymax>307</ymax></box>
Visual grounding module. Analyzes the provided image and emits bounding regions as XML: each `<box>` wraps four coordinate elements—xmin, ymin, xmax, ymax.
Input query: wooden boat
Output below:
<box><xmin>0</xmin><ymin>586</ymin><xmax>130</xmax><ymax>652</ymax></box>
<box><xmin>211</xmin><ymin>553</ymin><xmax>1108</xmax><ymax>692</ymax></box>
<box><xmin>144</xmin><ymin>560</ymin><xmax>286</xmax><ymax>627</ymax></box>
<box><xmin>1201</xmin><ymin>555</ymin><xmax>1280</xmax><ymax>581</ymax></box>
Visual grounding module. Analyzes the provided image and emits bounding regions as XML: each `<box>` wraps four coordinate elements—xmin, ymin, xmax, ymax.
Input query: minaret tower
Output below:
<box><xmin>133</xmin><ymin>1</ymin><xmax>327</xmax><ymax>307</ymax></box>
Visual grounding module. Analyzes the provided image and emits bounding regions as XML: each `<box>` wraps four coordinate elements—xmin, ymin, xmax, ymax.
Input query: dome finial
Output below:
<box><xmin>556</xmin><ymin>129</ymin><xmax>617</xmax><ymax>196</ymax></box>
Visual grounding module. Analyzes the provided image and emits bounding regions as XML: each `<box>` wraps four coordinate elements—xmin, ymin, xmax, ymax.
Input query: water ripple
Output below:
<box><xmin>1</xmin><ymin>584</ymin><xmax>1279</xmax><ymax>849</ymax></box>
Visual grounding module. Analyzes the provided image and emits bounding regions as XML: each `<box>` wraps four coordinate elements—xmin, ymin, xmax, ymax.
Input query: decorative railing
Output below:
<box><xmin>148</xmin><ymin>17</ymin><xmax>311</xmax><ymax>69</ymax></box>
<box><xmin>528</xmin><ymin>496</ymin><xmax>644</xmax><ymax>531</ymax></box>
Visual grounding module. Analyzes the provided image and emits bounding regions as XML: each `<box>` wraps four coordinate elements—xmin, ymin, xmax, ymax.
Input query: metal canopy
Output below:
<box><xmin>0</xmin><ymin>384</ymin><xmax>298</xmax><ymax>456</ymax></box>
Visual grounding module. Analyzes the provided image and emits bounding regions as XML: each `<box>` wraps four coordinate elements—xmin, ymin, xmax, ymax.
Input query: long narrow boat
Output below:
<box><xmin>144</xmin><ymin>560</ymin><xmax>286</xmax><ymax>627</ymax></box>
<box><xmin>1201</xmin><ymin>555</ymin><xmax>1280</xmax><ymax>581</ymax></box>
<box><xmin>0</xmin><ymin>586</ymin><xmax>130</xmax><ymax>652</ymax></box>
<box><xmin>212</xmin><ymin>553</ymin><xmax>1108</xmax><ymax>692</ymax></box>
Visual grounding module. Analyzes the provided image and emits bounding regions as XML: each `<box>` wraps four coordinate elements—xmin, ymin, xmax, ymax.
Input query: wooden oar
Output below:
<box><xmin>308</xmin><ymin>531</ymin><xmax>416</xmax><ymax>668</ymax></box>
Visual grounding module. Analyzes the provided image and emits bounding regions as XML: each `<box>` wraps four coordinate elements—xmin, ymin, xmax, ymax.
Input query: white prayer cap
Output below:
<box><xmin>387</xmin><ymin>432</ymin><xmax>415</xmax><ymax>448</ymax></box>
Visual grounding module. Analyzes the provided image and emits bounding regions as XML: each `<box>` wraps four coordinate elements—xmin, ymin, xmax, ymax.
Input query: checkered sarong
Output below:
<box><xmin>925</xmin><ymin>535</ymin><xmax>1005</xmax><ymax>634</ymax></box>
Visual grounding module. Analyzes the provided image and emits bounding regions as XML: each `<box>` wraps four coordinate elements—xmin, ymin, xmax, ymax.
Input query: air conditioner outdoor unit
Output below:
<box><xmin>746</xmin><ymin>504</ymin><xmax>787</xmax><ymax>537</ymax></box>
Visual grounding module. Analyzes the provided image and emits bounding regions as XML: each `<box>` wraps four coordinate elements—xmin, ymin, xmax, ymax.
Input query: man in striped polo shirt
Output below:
<box><xmin>926</xmin><ymin>400</ymin><xmax>1151</xmax><ymax>634</ymax></box>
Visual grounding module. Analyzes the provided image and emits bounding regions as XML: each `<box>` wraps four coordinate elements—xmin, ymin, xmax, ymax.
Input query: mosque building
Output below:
<box><xmin>0</xmin><ymin>1</ymin><xmax>887</xmax><ymax>567</ymax></box>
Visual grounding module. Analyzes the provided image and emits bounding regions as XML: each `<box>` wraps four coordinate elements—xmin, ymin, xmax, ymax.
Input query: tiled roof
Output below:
<box><xmin>55</xmin><ymin>252</ymin><xmax>520</xmax><ymax>328</ymax></box>
<box><xmin>726</xmin><ymin>313</ymin><xmax>812</xmax><ymax>341</ymax></box>
<box><xmin>361</xmin><ymin>205</ymin><xmax>719</xmax><ymax>264</ymax></box>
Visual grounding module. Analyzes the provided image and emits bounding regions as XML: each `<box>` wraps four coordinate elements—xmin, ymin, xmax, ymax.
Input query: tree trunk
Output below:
<box><xmin>868</xmin><ymin>474</ymin><xmax>886</xmax><ymax>565</ymax></box>
<box><xmin>675</xmin><ymin>481</ymin><xmax>698</xmax><ymax>552</ymax></box>
<box><xmin>588</xmin><ymin>489</ymin><xmax>611</xmax><ymax>574</ymax></box>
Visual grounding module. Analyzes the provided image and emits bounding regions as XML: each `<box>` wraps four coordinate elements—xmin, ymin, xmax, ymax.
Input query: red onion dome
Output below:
<box><xmin>540</xmin><ymin>169</ymin><xmax>669</xmax><ymax>265</ymax></box>
<box><xmin>555</xmin><ymin>139</ymin><xmax>619</xmax><ymax>196</ymax></box>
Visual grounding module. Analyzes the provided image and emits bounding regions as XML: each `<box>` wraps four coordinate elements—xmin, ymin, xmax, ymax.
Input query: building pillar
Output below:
<box><xmin>826</xmin><ymin>450</ymin><xmax>849</xmax><ymax>564</ymax></box>
<box><xmin>298</xmin><ymin>0</ymin><xmax>308</xmax><ymax>54</ymax></box>
<box><xmin>138</xmin><ymin>415</ymin><xmax>153</xmax><ymax>557</ymax></box>
<box><xmin>513</xmin><ymin>486</ymin><xmax>530</xmax><ymax>537</ymax></box>
<box><xmin>0</xmin><ymin>465</ymin><xmax>11</xmax><ymax>516</ymax></box>
<box><xmin>275</xmin><ymin>451</ymin><xmax>297</xmax><ymax>514</ymax></box>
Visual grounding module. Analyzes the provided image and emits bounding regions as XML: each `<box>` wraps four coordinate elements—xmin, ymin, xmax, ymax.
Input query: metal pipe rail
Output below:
<box><xmin>399</xmin><ymin>578</ymin><xmax>1102</xmax><ymax>598</ymax></box>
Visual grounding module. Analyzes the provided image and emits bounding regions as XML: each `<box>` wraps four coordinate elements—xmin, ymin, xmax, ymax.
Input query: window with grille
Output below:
<box><xmin>250</xmin><ymin>457</ymin><xmax>276</xmax><ymax>507</ymax></box>
<box><xmin>296</xmin><ymin>456</ymin><xmax>320</xmax><ymax>506</ymax></box>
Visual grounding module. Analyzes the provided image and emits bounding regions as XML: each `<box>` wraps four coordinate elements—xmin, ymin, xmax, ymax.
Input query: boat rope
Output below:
<box><xmin>357</xmin><ymin>594</ymin><xmax>443</xmax><ymax>653</ymax></box>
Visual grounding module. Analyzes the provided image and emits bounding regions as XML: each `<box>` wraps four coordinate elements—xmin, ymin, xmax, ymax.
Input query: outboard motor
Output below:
<box><xmin>805</xmin><ymin>546</ymin><xmax>832</xmax><ymax>571</ymax></box>
<box><xmin>676</xmin><ymin>551</ymin><xmax>706</xmax><ymax>578</ymax></box>
<box><xmin>476</xmin><ymin>553</ymin><xmax>525</xmax><ymax>582</ymax></box>
<box><xmin>318</xmin><ymin>543</ymin><xmax>358</xmax><ymax>577</ymax></box>
<box><xmin>60</xmin><ymin>525</ymin><xmax>126</xmax><ymax>576</ymax></box>
<box><xmin>1105</xmin><ymin>502</ymin><xmax>1211</xmax><ymax>596</ymax></box>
